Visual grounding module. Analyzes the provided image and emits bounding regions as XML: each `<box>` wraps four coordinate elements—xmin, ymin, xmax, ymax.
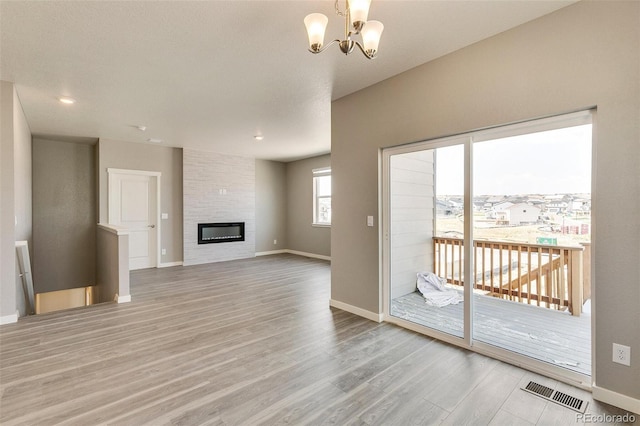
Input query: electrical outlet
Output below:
<box><xmin>273</xmin><ymin>239</ymin><xmax>277</xmax><ymax>245</ymax></box>
<box><xmin>612</xmin><ymin>343</ymin><xmax>631</xmax><ymax>366</ymax></box>
<box><xmin>161</xmin><ymin>248</ymin><xmax>167</xmax><ymax>255</ymax></box>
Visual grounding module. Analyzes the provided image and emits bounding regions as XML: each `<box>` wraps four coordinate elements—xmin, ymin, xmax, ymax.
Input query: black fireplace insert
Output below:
<box><xmin>198</xmin><ymin>222</ymin><xmax>245</xmax><ymax>244</ymax></box>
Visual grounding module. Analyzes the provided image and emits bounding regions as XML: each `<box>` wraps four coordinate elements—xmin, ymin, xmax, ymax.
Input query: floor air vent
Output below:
<box><xmin>522</xmin><ymin>381</ymin><xmax>587</xmax><ymax>413</ymax></box>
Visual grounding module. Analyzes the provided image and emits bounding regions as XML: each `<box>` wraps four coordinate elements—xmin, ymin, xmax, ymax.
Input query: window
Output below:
<box><xmin>313</xmin><ymin>168</ymin><xmax>331</xmax><ymax>225</ymax></box>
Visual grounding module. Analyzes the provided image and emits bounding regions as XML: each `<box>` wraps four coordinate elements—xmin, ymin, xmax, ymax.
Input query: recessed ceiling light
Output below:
<box><xmin>254</xmin><ymin>135</ymin><xmax>264</xmax><ymax>141</ymax></box>
<box><xmin>58</xmin><ymin>96</ymin><xmax>76</xmax><ymax>104</ymax></box>
<box><xmin>147</xmin><ymin>138</ymin><xmax>163</xmax><ymax>143</ymax></box>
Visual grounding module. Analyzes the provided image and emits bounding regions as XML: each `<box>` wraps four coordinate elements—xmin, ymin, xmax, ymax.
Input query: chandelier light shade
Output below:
<box><xmin>348</xmin><ymin>0</ymin><xmax>371</xmax><ymax>31</ymax></box>
<box><xmin>361</xmin><ymin>20</ymin><xmax>384</xmax><ymax>57</ymax></box>
<box><xmin>304</xmin><ymin>0</ymin><xmax>384</xmax><ymax>59</ymax></box>
<box><xmin>304</xmin><ymin>13</ymin><xmax>329</xmax><ymax>52</ymax></box>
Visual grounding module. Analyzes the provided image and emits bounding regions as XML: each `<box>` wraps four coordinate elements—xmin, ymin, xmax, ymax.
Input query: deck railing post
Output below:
<box><xmin>570</xmin><ymin>249</ymin><xmax>584</xmax><ymax>316</ymax></box>
<box><xmin>581</xmin><ymin>242</ymin><xmax>591</xmax><ymax>302</ymax></box>
<box><xmin>433</xmin><ymin>239</ymin><xmax>437</xmax><ymax>277</ymax></box>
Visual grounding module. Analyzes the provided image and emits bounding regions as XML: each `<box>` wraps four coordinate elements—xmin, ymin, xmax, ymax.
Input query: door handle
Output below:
<box><xmin>148</xmin><ymin>224</ymin><xmax>156</xmax><ymax>228</ymax></box>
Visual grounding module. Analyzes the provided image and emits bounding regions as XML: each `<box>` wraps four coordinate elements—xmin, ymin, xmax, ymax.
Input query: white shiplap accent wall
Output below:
<box><xmin>183</xmin><ymin>149</ymin><xmax>255</xmax><ymax>266</ymax></box>
<box><xmin>390</xmin><ymin>150</ymin><xmax>435</xmax><ymax>299</ymax></box>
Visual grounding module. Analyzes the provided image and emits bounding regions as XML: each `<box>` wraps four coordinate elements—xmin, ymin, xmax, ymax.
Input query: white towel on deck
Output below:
<box><xmin>416</xmin><ymin>272</ymin><xmax>463</xmax><ymax>307</ymax></box>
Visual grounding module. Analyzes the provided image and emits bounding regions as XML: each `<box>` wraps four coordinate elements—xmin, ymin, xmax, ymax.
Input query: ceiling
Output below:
<box><xmin>0</xmin><ymin>1</ymin><xmax>575</xmax><ymax>162</ymax></box>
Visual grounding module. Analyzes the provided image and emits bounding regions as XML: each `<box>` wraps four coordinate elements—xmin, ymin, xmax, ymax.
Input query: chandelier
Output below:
<box><xmin>304</xmin><ymin>0</ymin><xmax>384</xmax><ymax>59</ymax></box>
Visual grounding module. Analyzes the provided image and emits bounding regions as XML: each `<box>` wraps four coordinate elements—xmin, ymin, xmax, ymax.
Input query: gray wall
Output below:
<box><xmin>0</xmin><ymin>81</ymin><xmax>12</xmax><ymax>320</ymax></box>
<box><xmin>256</xmin><ymin>160</ymin><xmax>287</xmax><ymax>253</ymax></box>
<box><xmin>0</xmin><ymin>81</ymin><xmax>31</xmax><ymax>320</ymax></box>
<box><xmin>96</xmin><ymin>226</ymin><xmax>129</xmax><ymax>303</ymax></box>
<box><xmin>286</xmin><ymin>154</ymin><xmax>331</xmax><ymax>257</ymax></box>
<box><xmin>183</xmin><ymin>149</ymin><xmax>255</xmax><ymax>265</ymax></box>
<box><xmin>14</xmin><ymin>98</ymin><xmax>32</xmax><ymax>252</ymax></box>
<box><xmin>332</xmin><ymin>1</ymin><xmax>639</xmax><ymax>401</ymax></box>
<box><xmin>98</xmin><ymin>139</ymin><xmax>183</xmax><ymax>265</ymax></box>
<box><xmin>32</xmin><ymin>138</ymin><xmax>96</xmax><ymax>293</ymax></box>
<box><xmin>12</xmin><ymin>86</ymin><xmax>31</xmax><ymax>317</ymax></box>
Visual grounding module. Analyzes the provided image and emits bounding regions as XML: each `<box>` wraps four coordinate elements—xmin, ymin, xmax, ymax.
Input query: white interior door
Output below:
<box><xmin>108</xmin><ymin>169</ymin><xmax>160</xmax><ymax>270</ymax></box>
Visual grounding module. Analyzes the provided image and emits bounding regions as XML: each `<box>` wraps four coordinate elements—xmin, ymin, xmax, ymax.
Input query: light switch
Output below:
<box><xmin>161</xmin><ymin>213</ymin><xmax>169</xmax><ymax>220</ymax></box>
<box><xmin>367</xmin><ymin>216</ymin><xmax>374</xmax><ymax>227</ymax></box>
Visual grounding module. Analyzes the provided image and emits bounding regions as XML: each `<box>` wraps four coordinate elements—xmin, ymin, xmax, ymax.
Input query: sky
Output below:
<box><xmin>436</xmin><ymin>124</ymin><xmax>592</xmax><ymax>196</ymax></box>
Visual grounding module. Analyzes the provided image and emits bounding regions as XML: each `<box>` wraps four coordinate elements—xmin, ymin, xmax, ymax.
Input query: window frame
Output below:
<box><xmin>312</xmin><ymin>167</ymin><xmax>331</xmax><ymax>226</ymax></box>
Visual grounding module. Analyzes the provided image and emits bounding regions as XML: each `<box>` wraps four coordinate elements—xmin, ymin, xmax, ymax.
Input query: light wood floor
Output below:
<box><xmin>0</xmin><ymin>254</ymin><xmax>633</xmax><ymax>425</ymax></box>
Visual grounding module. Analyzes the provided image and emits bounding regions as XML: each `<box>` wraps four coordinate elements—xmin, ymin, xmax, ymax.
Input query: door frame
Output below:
<box><xmin>381</xmin><ymin>135</ymin><xmax>473</xmax><ymax>349</ymax></box>
<box><xmin>107</xmin><ymin>168</ymin><xmax>162</xmax><ymax>269</ymax></box>
<box><xmin>380</xmin><ymin>110</ymin><xmax>594</xmax><ymax>390</ymax></box>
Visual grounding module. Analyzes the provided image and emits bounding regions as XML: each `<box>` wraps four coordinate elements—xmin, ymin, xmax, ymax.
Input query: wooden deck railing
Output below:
<box><xmin>433</xmin><ymin>237</ymin><xmax>585</xmax><ymax>316</ymax></box>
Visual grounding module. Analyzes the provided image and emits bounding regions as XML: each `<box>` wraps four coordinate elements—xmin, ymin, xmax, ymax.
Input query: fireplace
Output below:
<box><xmin>198</xmin><ymin>222</ymin><xmax>245</xmax><ymax>244</ymax></box>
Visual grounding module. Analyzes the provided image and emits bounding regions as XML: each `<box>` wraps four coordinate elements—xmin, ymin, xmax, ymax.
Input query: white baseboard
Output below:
<box><xmin>255</xmin><ymin>250</ymin><xmax>287</xmax><ymax>257</ymax></box>
<box><xmin>255</xmin><ymin>249</ymin><xmax>331</xmax><ymax>261</ymax></box>
<box><xmin>117</xmin><ymin>295</ymin><xmax>132</xmax><ymax>303</ymax></box>
<box><xmin>159</xmin><ymin>261</ymin><xmax>183</xmax><ymax>268</ymax></box>
<box><xmin>285</xmin><ymin>249</ymin><xmax>331</xmax><ymax>262</ymax></box>
<box><xmin>329</xmin><ymin>299</ymin><xmax>383</xmax><ymax>323</ymax></box>
<box><xmin>592</xmin><ymin>385</ymin><xmax>640</xmax><ymax>415</ymax></box>
<box><xmin>0</xmin><ymin>311</ymin><xmax>19</xmax><ymax>325</ymax></box>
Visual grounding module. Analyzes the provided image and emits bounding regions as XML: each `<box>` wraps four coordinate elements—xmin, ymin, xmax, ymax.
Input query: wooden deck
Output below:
<box><xmin>391</xmin><ymin>290</ymin><xmax>591</xmax><ymax>376</ymax></box>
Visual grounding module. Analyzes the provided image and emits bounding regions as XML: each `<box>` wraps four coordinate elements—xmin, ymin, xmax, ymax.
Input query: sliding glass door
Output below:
<box><xmin>471</xmin><ymin>120</ymin><xmax>592</xmax><ymax>376</ymax></box>
<box><xmin>383</xmin><ymin>111</ymin><xmax>593</xmax><ymax>381</ymax></box>
<box><xmin>384</xmin><ymin>137</ymin><xmax>468</xmax><ymax>340</ymax></box>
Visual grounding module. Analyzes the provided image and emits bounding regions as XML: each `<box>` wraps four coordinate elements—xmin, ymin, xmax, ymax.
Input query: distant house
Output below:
<box><xmin>496</xmin><ymin>203</ymin><xmax>541</xmax><ymax>225</ymax></box>
<box><xmin>543</xmin><ymin>194</ymin><xmax>571</xmax><ymax>214</ymax></box>
<box><xmin>493</xmin><ymin>201</ymin><xmax>514</xmax><ymax>212</ymax></box>
<box><xmin>487</xmin><ymin>201</ymin><xmax>513</xmax><ymax>220</ymax></box>
<box><xmin>506</xmin><ymin>195</ymin><xmax>528</xmax><ymax>204</ymax></box>
<box><xmin>571</xmin><ymin>199</ymin><xmax>591</xmax><ymax>212</ymax></box>
<box><xmin>436</xmin><ymin>199</ymin><xmax>455</xmax><ymax>216</ymax></box>
<box><xmin>546</xmin><ymin>201</ymin><xmax>568</xmax><ymax>214</ymax></box>
<box><xmin>483</xmin><ymin>195</ymin><xmax>506</xmax><ymax>210</ymax></box>
<box><xmin>528</xmin><ymin>198</ymin><xmax>546</xmax><ymax>209</ymax></box>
